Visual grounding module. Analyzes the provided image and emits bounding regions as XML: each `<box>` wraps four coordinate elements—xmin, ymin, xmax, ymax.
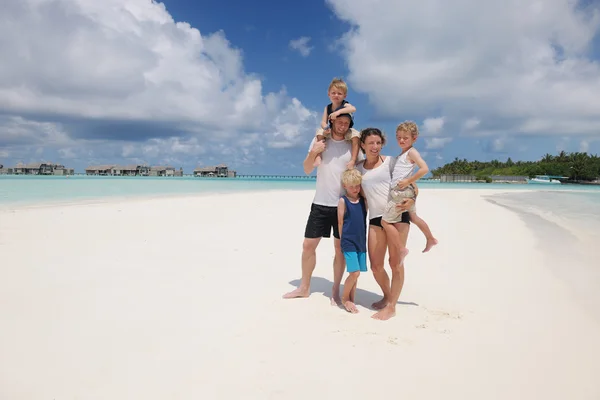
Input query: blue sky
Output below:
<box><xmin>1</xmin><ymin>0</ymin><xmax>600</xmax><ymax>175</ymax></box>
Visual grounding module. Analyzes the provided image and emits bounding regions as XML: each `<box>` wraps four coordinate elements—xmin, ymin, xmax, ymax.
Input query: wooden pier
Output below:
<box><xmin>236</xmin><ymin>174</ymin><xmax>316</xmax><ymax>180</ymax></box>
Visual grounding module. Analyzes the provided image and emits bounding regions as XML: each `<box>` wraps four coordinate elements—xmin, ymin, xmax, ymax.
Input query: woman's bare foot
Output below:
<box><xmin>423</xmin><ymin>237</ymin><xmax>438</xmax><ymax>253</ymax></box>
<box><xmin>372</xmin><ymin>305</ymin><xmax>396</xmax><ymax>320</ymax></box>
<box><xmin>371</xmin><ymin>297</ymin><xmax>388</xmax><ymax>310</ymax></box>
<box><xmin>282</xmin><ymin>287</ymin><xmax>309</xmax><ymax>299</ymax></box>
<box><xmin>344</xmin><ymin>301</ymin><xmax>359</xmax><ymax>314</ymax></box>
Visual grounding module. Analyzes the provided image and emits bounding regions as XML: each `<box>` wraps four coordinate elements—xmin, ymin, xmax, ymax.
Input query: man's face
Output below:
<box><xmin>331</xmin><ymin>116</ymin><xmax>351</xmax><ymax>138</ymax></box>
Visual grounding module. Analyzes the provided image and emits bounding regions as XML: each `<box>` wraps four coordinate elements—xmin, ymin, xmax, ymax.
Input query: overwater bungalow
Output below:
<box><xmin>85</xmin><ymin>165</ymin><xmax>115</xmax><ymax>176</ymax></box>
<box><xmin>85</xmin><ymin>164</ymin><xmax>151</xmax><ymax>176</ymax></box>
<box><xmin>11</xmin><ymin>162</ymin><xmax>73</xmax><ymax>175</ymax></box>
<box><xmin>115</xmin><ymin>164</ymin><xmax>151</xmax><ymax>176</ymax></box>
<box><xmin>149</xmin><ymin>166</ymin><xmax>183</xmax><ymax>177</ymax></box>
<box><xmin>193</xmin><ymin>164</ymin><xmax>236</xmax><ymax>177</ymax></box>
<box><xmin>85</xmin><ymin>164</ymin><xmax>182</xmax><ymax>177</ymax></box>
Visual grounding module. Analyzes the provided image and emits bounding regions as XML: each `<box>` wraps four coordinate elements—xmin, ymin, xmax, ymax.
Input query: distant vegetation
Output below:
<box><xmin>431</xmin><ymin>151</ymin><xmax>600</xmax><ymax>181</ymax></box>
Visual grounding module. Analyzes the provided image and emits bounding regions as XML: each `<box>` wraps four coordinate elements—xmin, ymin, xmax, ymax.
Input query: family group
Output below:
<box><xmin>283</xmin><ymin>78</ymin><xmax>438</xmax><ymax>321</ymax></box>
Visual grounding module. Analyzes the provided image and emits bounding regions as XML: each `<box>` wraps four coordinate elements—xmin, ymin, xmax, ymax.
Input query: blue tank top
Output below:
<box><xmin>327</xmin><ymin>100</ymin><xmax>348</xmax><ymax>116</ymax></box>
<box><xmin>326</xmin><ymin>100</ymin><xmax>349</xmax><ymax>127</ymax></box>
<box><xmin>340</xmin><ymin>195</ymin><xmax>367</xmax><ymax>253</ymax></box>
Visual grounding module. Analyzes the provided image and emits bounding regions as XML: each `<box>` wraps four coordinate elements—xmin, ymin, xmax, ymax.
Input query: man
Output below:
<box><xmin>283</xmin><ymin>111</ymin><xmax>360</xmax><ymax>305</ymax></box>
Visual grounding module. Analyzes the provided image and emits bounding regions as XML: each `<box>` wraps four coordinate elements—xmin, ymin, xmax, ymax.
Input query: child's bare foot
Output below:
<box><xmin>344</xmin><ymin>301</ymin><xmax>359</xmax><ymax>314</ymax></box>
<box><xmin>313</xmin><ymin>156</ymin><xmax>322</xmax><ymax>168</ymax></box>
<box><xmin>346</xmin><ymin>159</ymin><xmax>356</xmax><ymax>169</ymax></box>
<box><xmin>423</xmin><ymin>237</ymin><xmax>438</xmax><ymax>253</ymax></box>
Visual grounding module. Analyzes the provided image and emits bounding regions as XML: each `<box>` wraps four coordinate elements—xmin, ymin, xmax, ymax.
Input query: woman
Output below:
<box><xmin>356</xmin><ymin>128</ymin><xmax>415</xmax><ymax>321</ymax></box>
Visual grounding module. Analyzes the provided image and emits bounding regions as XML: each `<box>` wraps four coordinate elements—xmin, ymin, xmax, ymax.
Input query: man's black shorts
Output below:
<box><xmin>304</xmin><ymin>203</ymin><xmax>340</xmax><ymax>239</ymax></box>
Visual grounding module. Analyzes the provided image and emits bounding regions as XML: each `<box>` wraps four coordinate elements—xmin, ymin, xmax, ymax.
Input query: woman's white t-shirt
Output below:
<box><xmin>356</xmin><ymin>156</ymin><xmax>392</xmax><ymax>219</ymax></box>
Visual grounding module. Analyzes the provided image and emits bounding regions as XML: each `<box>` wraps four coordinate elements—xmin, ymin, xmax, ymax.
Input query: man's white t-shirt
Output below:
<box><xmin>308</xmin><ymin>137</ymin><xmax>358</xmax><ymax>207</ymax></box>
<box><xmin>356</xmin><ymin>156</ymin><xmax>392</xmax><ymax>219</ymax></box>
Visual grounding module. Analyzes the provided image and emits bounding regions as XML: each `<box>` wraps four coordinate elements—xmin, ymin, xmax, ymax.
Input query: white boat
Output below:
<box><xmin>527</xmin><ymin>175</ymin><xmax>563</xmax><ymax>184</ymax></box>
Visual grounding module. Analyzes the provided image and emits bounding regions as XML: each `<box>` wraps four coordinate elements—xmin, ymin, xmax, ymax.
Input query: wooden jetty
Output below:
<box><xmin>236</xmin><ymin>174</ymin><xmax>315</xmax><ymax>180</ymax></box>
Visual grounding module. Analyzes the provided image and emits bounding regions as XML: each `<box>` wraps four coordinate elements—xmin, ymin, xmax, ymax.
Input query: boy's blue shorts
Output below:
<box><xmin>343</xmin><ymin>251</ymin><xmax>367</xmax><ymax>273</ymax></box>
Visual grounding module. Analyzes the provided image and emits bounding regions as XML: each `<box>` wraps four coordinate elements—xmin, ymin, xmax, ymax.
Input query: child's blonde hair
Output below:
<box><xmin>328</xmin><ymin>77</ymin><xmax>348</xmax><ymax>95</ymax></box>
<box><xmin>341</xmin><ymin>168</ymin><xmax>362</xmax><ymax>186</ymax></box>
<box><xmin>396</xmin><ymin>121</ymin><xmax>419</xmax><ymax>137</ymax></box>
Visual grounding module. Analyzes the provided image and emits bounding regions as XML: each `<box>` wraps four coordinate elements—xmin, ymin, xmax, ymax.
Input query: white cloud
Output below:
<box><xmin>327</xmin><ymin>0</ymin><xmax>600</xmax><ymax>137</ymax></box>
<box><xmin>0</xmin><ymin>0</ymin><xmax>318</xmax><ymax>172</ymax></box>
<box><xmin>0</xmin><ymin>1</ymin><xmax>314</xmax><ymax>138</ymax></box>
<box><xmin>289</xmin><ymin>36</ymin><xmax>313</xmax><ymax>57</ymax></box>
<box><xmin>0</xmin><ymin>116</ymin><xmax>72</xmax><ymax>148</ymax></box>
<box><xmin>580</xmin><ymin>139</ymin><xmax>590</xmax><ymax>152</ymax></box>
<box><xmin>425</xmin><ymin>137</ymin><xmax>453</xmax><ymax>150</ymax></box>
<box><xmin>58</xmin><ymin>148</ymin><xmax>77</xmax><ymax>159</ymax></box>
<box><xmin>422</xmin><ymin>117</ymin><xmax>445</xmax><ymax>135</ymax></box>
<box><xmin>491</xmin><ymin>136</ymin><xmax>507</xmax><ymax>152</ymax></box>
<box><xmin>463</xmin><ymin>118</ymin><xmax>481</xmax><ymax>130</ymax></box>
<box><xmin>266</xmin><ymin>98</ymin><xmax>318</xmax><ymax>148</ymax></box>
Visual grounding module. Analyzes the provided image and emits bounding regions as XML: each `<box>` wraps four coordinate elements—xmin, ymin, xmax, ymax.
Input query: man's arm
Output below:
<box><xmin>303</xmin><ymin>139</ymin><xmax>326</xmax><ymax>175</ymax></box>
<box><xmin>337</xmin><ymin>198</ymin><xmax>345</xmax><ymax>240</ymax></box>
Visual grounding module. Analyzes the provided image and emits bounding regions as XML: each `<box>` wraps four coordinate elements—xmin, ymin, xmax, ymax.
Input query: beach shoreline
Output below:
<box><xmin>484</xmin><ymin>192</ymin><xmax>600</xmax><ymax>322</ymax></box>
<box><xmin>1</xmin><ymin>188</ymin><xmax>599</xmax><ymax>399</ymax></box>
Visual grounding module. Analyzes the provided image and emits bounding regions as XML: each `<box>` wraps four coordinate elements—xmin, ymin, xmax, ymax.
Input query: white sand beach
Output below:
<box><xmin>1</xmin><ymin>189</ymin><xmax>599</xmax><ymax>399</ymax></box>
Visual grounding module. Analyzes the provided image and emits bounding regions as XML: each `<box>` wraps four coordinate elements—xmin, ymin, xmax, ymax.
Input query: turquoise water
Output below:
<box><xmin>484</xmin><ymin>190</ymin><xmax>600</xmax><ymax>320</ymax></box>
<box><xmin>484</xmin><ymin>190</ymin><xmax>600</xmax><ymax>238</ymax></box>
<box><xmin>1</xmin><ymin>175</ymin><xmax>599</xmax><ymax>207</ymax></box>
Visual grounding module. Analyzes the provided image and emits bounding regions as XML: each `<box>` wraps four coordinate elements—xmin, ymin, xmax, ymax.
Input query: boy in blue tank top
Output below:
<box><xmin>337</xmin><ymin>168</ymin><xmax>368</xmax><ymax>314</ymax></box>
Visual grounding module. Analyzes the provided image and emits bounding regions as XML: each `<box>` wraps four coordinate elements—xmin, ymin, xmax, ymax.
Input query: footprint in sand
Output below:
<box><xmin>424</xmin><ymin>308</ymin><xmax>463</xmax><ymax>321</ymax></box>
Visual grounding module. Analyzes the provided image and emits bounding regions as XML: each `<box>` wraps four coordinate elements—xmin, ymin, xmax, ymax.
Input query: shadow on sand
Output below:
<box><xmin>288</xmin><ymin>276</ymin><xmax>418</xmax><ymax>310</ymax></box>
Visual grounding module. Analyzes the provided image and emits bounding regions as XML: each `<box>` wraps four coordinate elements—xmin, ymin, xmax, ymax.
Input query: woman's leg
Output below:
<box><xmin>383</xmin><ymin>220</ymin><xmax>409</xmax><ymax>270</ymax></box>
<box><xmin>368</xmin><ymin>224</ymin><xmax>391</xmax><ymax>309</ymax></box>
<box><xmin>373</xmin><ymin>222</ymin><xmax>410</xmax><ymax>321</ymax></box>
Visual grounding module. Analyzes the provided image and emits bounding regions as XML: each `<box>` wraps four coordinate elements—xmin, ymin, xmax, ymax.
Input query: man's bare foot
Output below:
<box><xmin>330</xmin><ymin>294</ymin><xmax>342</xmax><ymax>306</ymax></box>
<box><xmin>372</xmin><ymin>306</ymin><xmax>396</xmax><ymax>321</ymax></box>
<box><xmin>423</xmin><ymin>238</ymin><xmax>438</xmax><ymax>253</ymax></box>
<box><xmin>344</xmin><ymin>301</ymin><xmax>359</xmax><ymax>314</ymax></box>
<box><xmin>282</xmin><ymin>288</ymin><xmax>309</xmax><ymax>299</ymax></box>
<box><xmin>330</xmin><ymin>285</ymin><xmax>342</xmax><ymax>306</ymax></box>
<box><xmin>371</xmin><ymin>297</ymin><xmax>388</xmax><ymax>310</ymax></box>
